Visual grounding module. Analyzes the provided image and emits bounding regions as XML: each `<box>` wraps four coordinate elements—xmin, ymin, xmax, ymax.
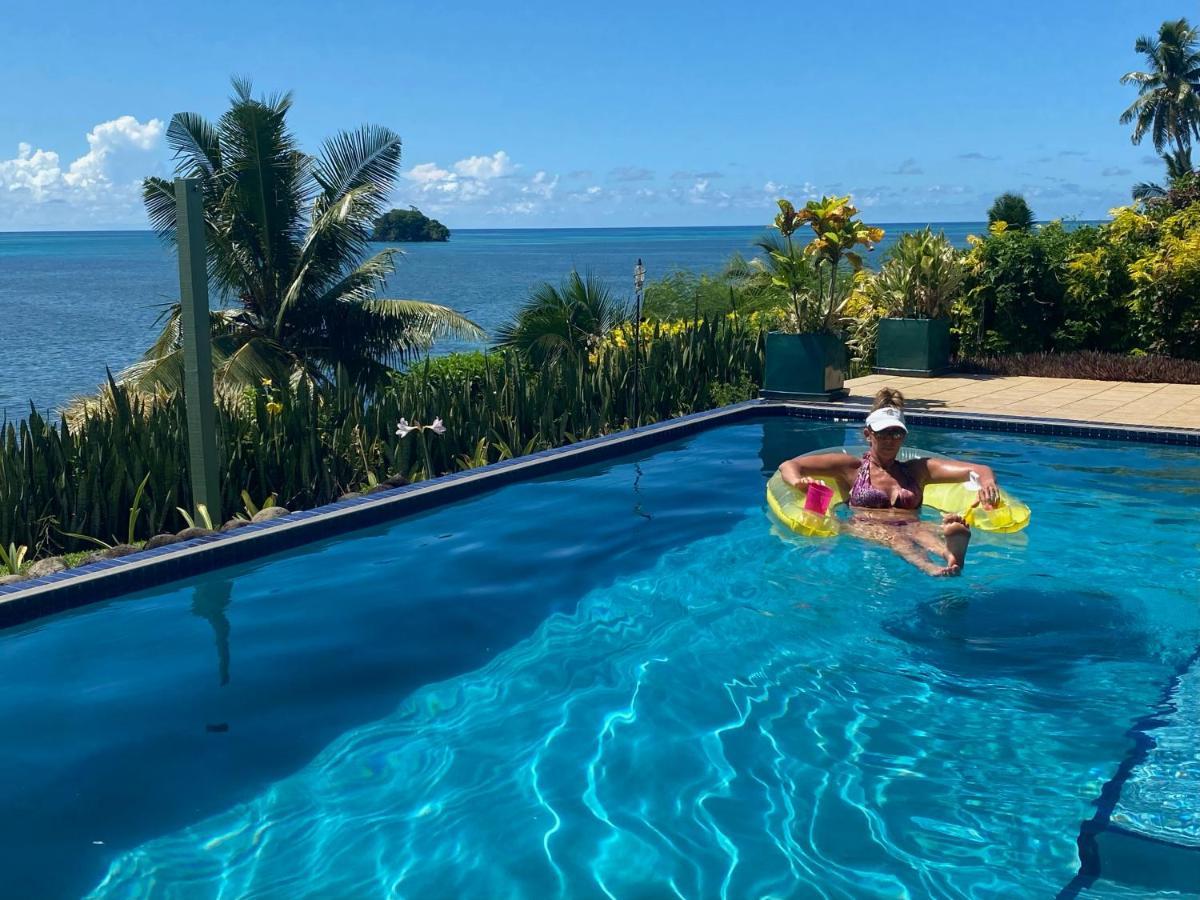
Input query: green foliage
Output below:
<box><xmin>957</xmin><ymin>220</ymin><xmax>1091</xmax><ymax>353</ymax></box>
<box><xmin>956</xmin><ymin>199</ymin><xmax>1200</xmax><ymax>360</ymax></box>
<box><xmin>1127</xmin><ymin>203</ymin><xmax>1200</xmax><ymax>357</ymax></box>
<box><xmin>987</xmin><ymin>193</ymin><xmax>1035</xmax><ymax>230</ymax></box>
<box><xmin>176</xmin><ymin>504</ymin><xmax>215</xmax><ymax>531</ymax></box>
<box><xmin>2</xmin><ymin>317</ymin><xmax>764</xmax><ymax>559</ymax></box>
<box><xmin>1132</xmin><ymin>147</ymin><xmax>1195</xmax><ymax>201</ymax></box>
<box><xmin>239</xmin><ymin>490</ymin><xmax>277</xmax><ymax>520</ymax></box>
<box><xmin>642</xmin><ymin>259</ymin><xmax>784</xmax><ymax>322</ymax></box>
<box><xmin>132</xmin><ymin>79</ymin><xmax>482</xmax><ymax>396</ymax></box>
<box><xmin>869</xmin><ymin>228</ymin><xmax>966</xmax><ymax>319</ymax></box>
<box><xmin>371</xmin><ymin>207</ymin><xmax>450</xmax><ymax>242</ymax></box>
<box><xmin>769</xmin><ymin>196</ymin><xmax>885</xmax><ymax>333</ymax></box>
<box><xmin>493</xmin><ymin>271</ymin><xmax>627</xmax><ymax>367</ymax></box>
<box><xmin>0</xmin><ymin>542</ymin><xmax>27</xmax><ymax>576</ymax></box>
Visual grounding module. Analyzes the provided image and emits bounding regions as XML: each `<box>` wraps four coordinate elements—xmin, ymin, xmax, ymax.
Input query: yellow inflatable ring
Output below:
<box><xmin>766</xmin><ymin>446</ymin><xmax>1031</xmax><ymax>537</ymax></box>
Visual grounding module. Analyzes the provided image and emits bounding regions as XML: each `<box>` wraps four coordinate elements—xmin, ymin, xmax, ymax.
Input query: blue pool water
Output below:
<box><xmin>1</xmin><ymin>419</ymin><xmax>1198</xmax><ymax>897</ymax></box>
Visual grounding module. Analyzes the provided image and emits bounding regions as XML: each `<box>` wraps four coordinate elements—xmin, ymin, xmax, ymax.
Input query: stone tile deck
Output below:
<box><xmin>846</xmin><ymin>374</ymin><xmax>1200</xmax><ymax>430</ymax></box>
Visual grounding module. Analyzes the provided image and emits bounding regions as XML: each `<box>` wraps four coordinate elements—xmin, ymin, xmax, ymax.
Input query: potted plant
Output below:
<box><xmin>761</xmin><ymin>197</ymin><xmax>885</xmax><ymax>400</ymax></box>
<box><xmin>871</xmin><ymin>228</ymin><xmax>965</xmax><ymax>376</ymax></box>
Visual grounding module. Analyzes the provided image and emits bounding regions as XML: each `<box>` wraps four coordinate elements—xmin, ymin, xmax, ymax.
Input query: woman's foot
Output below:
<box><xmin>941</xmin><ymin>515</ymin><xmax>971</xmax><ymax>574</ymax></box>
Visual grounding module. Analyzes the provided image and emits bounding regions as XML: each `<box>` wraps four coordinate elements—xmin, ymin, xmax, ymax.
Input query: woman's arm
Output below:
<box><xmin>921</xmin><ymin>458</ymin><xmax>1001</xmax><ymax>506</ymax></box>
<box><xmin>778</xmin><ymin>453</ymin><xmax>856</xmax><ymax>488</ymax></box>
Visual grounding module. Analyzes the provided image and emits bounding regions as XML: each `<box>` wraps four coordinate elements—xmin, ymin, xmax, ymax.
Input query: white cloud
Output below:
<box><xmin>406</xmin><ymin>162</ymin><xmax>453</xmax><ymax>184</ymax></box>
<box><xmin>0</xmin><ymin>115</ymin><xmax>165</xmax><ymax>227</ymax></box>
<box><xmin>404</xmin><ymin>150</ymin><xmax>520</xmax><ymax>207</ymax></box>
<box><xmin>452</xmin><ymin>150</ymin><xmax>516</xmax><ymax>179</ymax></box>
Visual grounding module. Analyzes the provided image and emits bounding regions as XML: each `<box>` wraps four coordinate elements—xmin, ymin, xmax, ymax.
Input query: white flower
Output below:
<box><xmin>429</xmin><ymin>417</ymin><xmax>446</xmax><ymax>435</ymax></box>
<box><xmin>395</xmin><ymin>418</ymin><xmax>416</xmax><ymax>438</ymax></box>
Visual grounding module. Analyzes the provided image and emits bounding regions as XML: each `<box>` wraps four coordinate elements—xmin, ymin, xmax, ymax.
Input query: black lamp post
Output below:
<box><xmin>633</xmin><ymin>258</ymin><xmax>645</xmax><ymax>427</ymax></box>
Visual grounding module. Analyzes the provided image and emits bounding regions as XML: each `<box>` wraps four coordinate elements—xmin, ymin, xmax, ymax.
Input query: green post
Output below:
<box><xmin>175</xmin><ymin>177</ymin><xmax>222</xmax><ymax>525</ymax></box>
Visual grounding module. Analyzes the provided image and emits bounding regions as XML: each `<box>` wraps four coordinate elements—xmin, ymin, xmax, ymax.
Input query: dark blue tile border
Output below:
<box><xmin>1</xmin><ymin>398</ymin><xmax>1197</xmax><ymax>628</ymax></box>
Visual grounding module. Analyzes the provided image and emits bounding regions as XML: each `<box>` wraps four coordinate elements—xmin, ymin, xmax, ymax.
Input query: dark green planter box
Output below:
<box><xmin>875</xmin><ymin>317</ymin><xmax>951</xmax><ymax>376</ymax></box>
<box><xmin>762</xmin><ymin>331</ymin><xmax>848</xmax><ymax>400</ymax></box>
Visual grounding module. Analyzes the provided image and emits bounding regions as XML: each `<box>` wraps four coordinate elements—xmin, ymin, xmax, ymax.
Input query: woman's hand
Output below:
<box><xmin>976</xmin><ymin>473</ymin><xmax>1000</xmax><ymax>507</ymax></box>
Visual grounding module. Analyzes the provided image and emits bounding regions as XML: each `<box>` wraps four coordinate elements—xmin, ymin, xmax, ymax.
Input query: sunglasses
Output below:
<box><xmin>873</xmin><ymin>428</ymin><xmax>906</xmax><ymax>439</ymax></box>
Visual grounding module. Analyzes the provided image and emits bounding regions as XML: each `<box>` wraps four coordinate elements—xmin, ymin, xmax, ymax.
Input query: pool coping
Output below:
<box><xmin>2</xmin><ymin>398</ymin><xmax>1198</xmax><ymax>627</ymax></box>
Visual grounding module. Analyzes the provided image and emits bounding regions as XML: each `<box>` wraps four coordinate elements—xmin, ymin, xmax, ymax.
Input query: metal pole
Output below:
<box><xmin>175</xmin><ymin>177</ymin><xmax>222</xmax><ymax>524</ymax></box>
<box><xmin>633</xmin><ymin>258</ymin><xmax>644</xmax><ymax>428</ymax></box>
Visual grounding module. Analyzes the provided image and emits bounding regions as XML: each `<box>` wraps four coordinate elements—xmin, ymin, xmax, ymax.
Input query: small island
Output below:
<box><xmin>371</xmin><ymin>207</ymin><xmax>450</xmax><ymax>242</ymax></box>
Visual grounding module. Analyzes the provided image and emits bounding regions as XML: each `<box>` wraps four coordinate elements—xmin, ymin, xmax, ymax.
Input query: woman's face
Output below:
<box><xmin>865</xmin><ymin>426</ymin><xmax>906</xmax><ymax>461</ymax></box>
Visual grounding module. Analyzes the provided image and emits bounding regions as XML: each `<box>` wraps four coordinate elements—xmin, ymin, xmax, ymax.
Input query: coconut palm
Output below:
<box><xmin>1132</xmin><ymin>146</ymin><xmax>1194</xmax><ymax>200</ymax></box>
<box><xmin>127</xmin><ymin>79</ymin><xmax>483</xmax><ymax>394</ymax></box>
<box><xmin>987</xmin><ymin>193</ymin><xmax>1034</xmax><ymax>230</ymax></box>
<box><xmin>1120</xmin><ymin>18</ymin><xmax>1200</xmax><ymax>155</ymax></box>
<box><xmin>494</xmin><ymin>271</ymin><xmax>626</xmax><ymax>368</ymax></box>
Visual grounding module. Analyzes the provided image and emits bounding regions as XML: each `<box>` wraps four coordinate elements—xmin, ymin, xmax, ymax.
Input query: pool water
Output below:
<box><xmin>2</xmin><ymin>418</ymin><xmax>1198</xmax><ymax>898</ymax></box>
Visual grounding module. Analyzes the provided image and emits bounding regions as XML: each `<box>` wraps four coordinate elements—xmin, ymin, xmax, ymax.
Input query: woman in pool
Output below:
<box><xmin>777</xmin><ymin>388</ymin><xmax>1002</xmax><ymax>576</ymax></box>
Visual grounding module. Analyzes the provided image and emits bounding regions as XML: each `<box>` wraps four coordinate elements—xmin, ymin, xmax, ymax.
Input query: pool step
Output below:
<box><xmin>1060</xmin><ymin>651</ymin><xmax>1200</xmax><ymax>897</ymax></box>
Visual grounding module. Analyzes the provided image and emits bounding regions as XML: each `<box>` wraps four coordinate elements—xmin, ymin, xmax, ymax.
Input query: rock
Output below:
<box><xmin>77</xmin><ymin>550</ymin><xmax>107</xmax><ymax>566</ymax></box>
<box><xmin>175</xmin><ymin>527</ymin><xmax>217</xmax><ymax>542</ymax></box>
<box><xmin>338</xmin><ymin>491</ymin><xmax>362</xmax><ymax>502</ymax></box>
<box><xmin>382</xmin><ymin>474</ymin><xmax>409</xmax><ymax>488</ymax></box>
<box><xmin>144</xmin><ymin>533</ymin><xmax>180</xmax><ymax>550</ymax></box>
<box><xmin>364</xmin><ymin>484</ymin><xmax>390</xmax><ymax>495</ymax></box>
<box><xmin>25</xmin><ymin>556</ymin><xmax>66</xmax><ymax>578</ymax></box>
<box><xmin>220</xmin><ymin>518</ymin><xmax>250</xmax><ymax>533</ymax></box>
<box><xmin>0</xmin><ymin>573</ymin><xmax>25</xmax><ymax>586</ymax></box>
<box><xmin>101</xmin><ymin>544</ymin><xmax>139</xmax><ymax>559</ymax></box>
<box><xmin>251</xmin><ymin>506</ymin><xmax>290</xmax><ymax>523</ymax></box>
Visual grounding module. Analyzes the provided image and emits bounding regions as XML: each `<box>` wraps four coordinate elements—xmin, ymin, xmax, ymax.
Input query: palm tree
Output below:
<box><xmin>987</xmin><ymin>193</ymin><xmax>1034</xmax><ymax>230</ymax></box>
<box><xmin>128</xmin><ymin>79</ymin><xmax>483</xmax><ymax>394</ymax></box>
<box><xmin>494</xmin><ymin>271</ymin><xmax>626</xmax><ymax>368</ymax></box>
<box><xmin>1132</xmin><ymin>146</ymin><xmax>1193</xmax><ymax>200</ymax></box>
<box><xmin>1120</xmin><ymin>18</ymin><xmax>1200</xmax><ymax>156</ymax></box>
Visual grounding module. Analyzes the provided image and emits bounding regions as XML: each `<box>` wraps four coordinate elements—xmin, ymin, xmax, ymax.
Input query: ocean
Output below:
<box><xmin>0</xmin><ymin>224</ymin><xmax>986</xmax><ymax>418</ymax></box>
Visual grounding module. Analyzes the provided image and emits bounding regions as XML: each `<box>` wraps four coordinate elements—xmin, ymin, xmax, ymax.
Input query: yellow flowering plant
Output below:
<box><xmin>769</xmin><ymin>196</ymin><xmax>884</xmax><ymax>333</ymax></box>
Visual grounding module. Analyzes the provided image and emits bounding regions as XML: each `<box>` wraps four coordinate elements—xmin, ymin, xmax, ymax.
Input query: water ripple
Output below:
<box><xmin>88</xmin><ymin>477</ymin><xmax>1199</xmax><ymax>898</ymax></box>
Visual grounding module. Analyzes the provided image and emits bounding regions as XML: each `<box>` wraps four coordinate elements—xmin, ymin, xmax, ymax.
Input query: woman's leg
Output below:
<box><xmin>846</xmin><ymin>520</ymin><xmax>956</xmax><ymax>577</ymax></box>
<box><xmin>907</xmin><ymin>515</ymin><xmax>972</xmax><ymax>574</ymax></box>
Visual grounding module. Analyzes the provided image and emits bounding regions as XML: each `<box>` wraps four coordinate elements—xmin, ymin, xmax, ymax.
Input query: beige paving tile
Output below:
<box><xmin>841</xmin><ymin>375</ymin><xmax>1200</xmax><ymax>429</ymax></box>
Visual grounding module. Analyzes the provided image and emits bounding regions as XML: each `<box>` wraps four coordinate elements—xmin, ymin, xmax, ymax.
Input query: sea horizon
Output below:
<box><xmin>0</xmin><ymin>217</ymin><xmax>1102</xmax><ymax>236</ymax></box>
<box><xmin>1</xmin><ymin>220</ymin><xmax>1099</xmax><ymax>416</ymax></box>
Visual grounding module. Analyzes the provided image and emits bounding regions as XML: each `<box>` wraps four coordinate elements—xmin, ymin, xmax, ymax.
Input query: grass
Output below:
<box><xmin>955</xmin><ymin>351</ymin><xmax>1200</xmax><ymax>384</ymax></box>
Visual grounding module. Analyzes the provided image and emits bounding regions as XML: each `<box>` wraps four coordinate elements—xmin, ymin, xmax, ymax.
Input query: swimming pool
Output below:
<box><xmin>2</xmin><ymin>416</ymin><xmax>1198</xmax><ymax>897</ymax></box>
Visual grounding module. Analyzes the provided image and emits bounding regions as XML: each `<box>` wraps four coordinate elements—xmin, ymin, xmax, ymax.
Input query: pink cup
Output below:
<box><xmin>803</xmin><ymin>481</ymin><xmax>834</xmax><ymax>515</ymax></box>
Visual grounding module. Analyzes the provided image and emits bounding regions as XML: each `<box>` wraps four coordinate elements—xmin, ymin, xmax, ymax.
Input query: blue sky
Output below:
<box><xmin>0</xmin><ymin>0</ymin><xmax>1188</xmax><ymax>229</ymax></box>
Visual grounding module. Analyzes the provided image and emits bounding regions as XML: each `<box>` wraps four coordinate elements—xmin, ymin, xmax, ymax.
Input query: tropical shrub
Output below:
<box><xmin>956</xmin><ymin>220</ymin><xmax>1093</xmax><ymax>354</ymax></box>
<box><xmin>2</xmin><ymin>318</ymin><xmax>764</xmax><ymax>559</ymax></box>
<box><xmin>642</xmin><ymin>257</ymin><xmax>785</xmax><ymax>322</ymax></box>
<box><xmin>841</xmin><ymin>271</ymin><xmax>887</xmax><ymax>373</ymax></box>
<box><xmin>869</xmin><ymin>228</ymin><xmax>966</xmax><ymax>319</ymax></box>
<box><xmin>768</xmin><ymin>197</ymin><xmax>884</xmax><ymax>333</ymax></box>
<box><xmin>493</xmin><ymin>271</ymin><xmax>627</xmax><ymax>367</ymax></box>
<box><xmin>1126</xmin><ymin>202</ymin><xmax>1200</xmax><ymax>358</ymax></box>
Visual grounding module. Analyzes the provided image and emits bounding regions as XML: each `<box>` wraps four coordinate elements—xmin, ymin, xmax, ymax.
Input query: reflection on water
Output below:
<box><xmin>191</xmin><ymin>580</ymin><xmax>233</xmax><ymax>688</ymax></box>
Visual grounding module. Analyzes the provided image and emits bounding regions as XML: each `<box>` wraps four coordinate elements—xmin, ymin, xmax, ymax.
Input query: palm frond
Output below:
<box><xmin>313</xmin><ymin>125</ymin><xmax>402</xmax><ymax>207</ymax></box>
<box><xmin>142</xmin><ymin>176</ymin><xmax>179</xmax><ymax>241</ymax></box>
<box><xmin>165</xmin><ymin>112</ymin><xmax>222</xmax><ymax>177</ymax></box>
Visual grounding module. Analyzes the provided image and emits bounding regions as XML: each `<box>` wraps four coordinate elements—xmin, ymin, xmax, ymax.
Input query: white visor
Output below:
<box><xmin>865</xmin><ymin>407</ymin><xmax>907</xmax><ymax>433</ymax></box>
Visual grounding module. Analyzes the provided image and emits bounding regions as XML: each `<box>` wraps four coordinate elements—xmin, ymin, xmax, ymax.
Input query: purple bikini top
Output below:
<box><xmin>848</xmin><ymin>453</ymin><xmax>921</xmax><ymax>510</ymax></box>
